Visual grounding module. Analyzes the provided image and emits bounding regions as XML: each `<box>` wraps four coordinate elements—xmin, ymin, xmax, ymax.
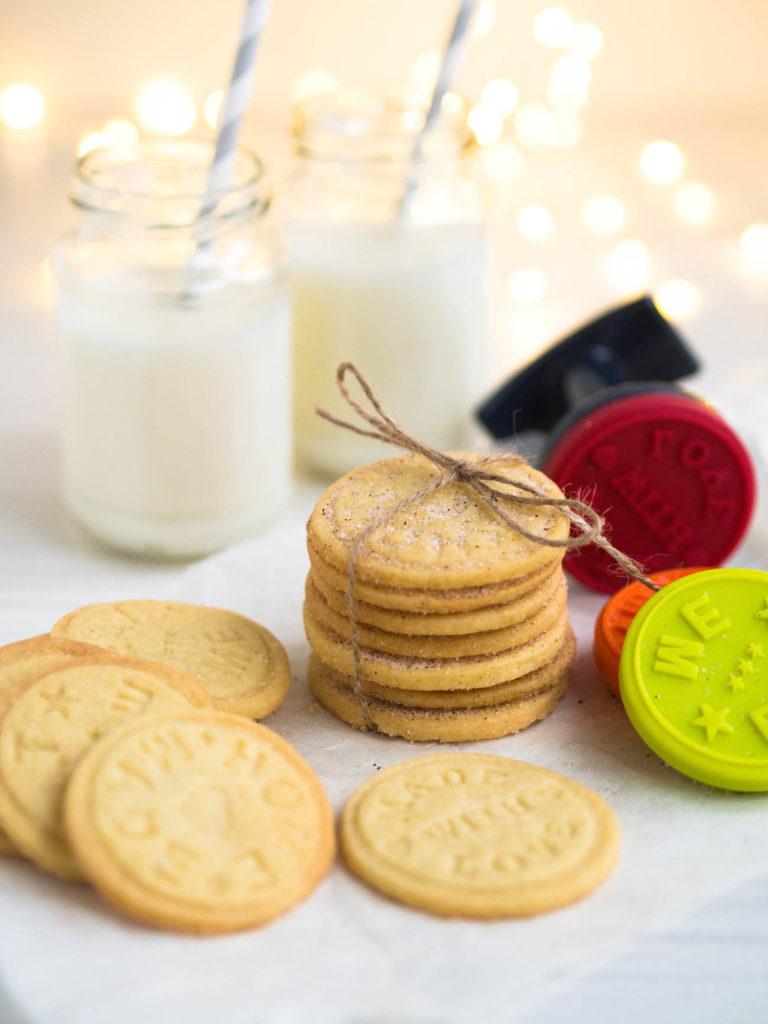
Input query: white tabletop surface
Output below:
<box><xmin>1</xmin><ymin>133</ymin><xmax>768</xmax><ymax>1023</ymax></box>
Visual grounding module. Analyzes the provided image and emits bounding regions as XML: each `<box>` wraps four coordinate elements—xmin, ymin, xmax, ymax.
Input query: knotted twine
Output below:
<box><xmin>316</xmin><ymin>363</ymin><xmax>658</xmax><ymax>732</ymax></box>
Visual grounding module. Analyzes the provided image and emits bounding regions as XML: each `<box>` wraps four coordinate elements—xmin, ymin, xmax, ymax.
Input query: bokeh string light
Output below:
<box><xmin>640</xmin><ymin>140</ymin><xmax>685</xmax><ymax>184</ymax></box>
<box><xmin>517</xmin><ymin>204</ymin><xmax>555</xmax><ymax>241</ymax></box>
<box><xmin>655</xmin><ymin>278</ymin><xmax>702</xmax><ymax>320</ymax></box>
<box><xmin>507</xmin><ymin>267</ymin><xmax>549</xmax><ymax>303</ymax></box>
<box><xmin>0</xmin><ymin>84</ymin><xmax>45</xmax><ymax>129</ymax></box>
<box><xmin>582</xmin><ymin>195</ymin><xmax>627</xmax><ymax>235</ymax></box>
<box><xmin>135</xmin><ymin>79</ymin><xmax>196</xmax><ymax>135</ymax></box>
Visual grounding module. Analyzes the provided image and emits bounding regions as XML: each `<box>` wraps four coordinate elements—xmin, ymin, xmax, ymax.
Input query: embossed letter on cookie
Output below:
<box><xmin>341</xmin><ymin>753</ymin><xmax>620</xmax><ymax>918</ymax></box>
<box><xmin>64</xmin><ymin>712</ymin><xmax>335</xmax><ymax>933</ymax></box>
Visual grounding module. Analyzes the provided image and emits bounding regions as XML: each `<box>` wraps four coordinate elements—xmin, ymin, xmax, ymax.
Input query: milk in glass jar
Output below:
<box><xmin>54</xmin><ymin>140</ymin><xmax>292</xmax><ymax>558</ymax></box>
<box><xmin>286</xmin><ymin>92</ymin><xmax>489</xmax><ymax>477</ymax></box>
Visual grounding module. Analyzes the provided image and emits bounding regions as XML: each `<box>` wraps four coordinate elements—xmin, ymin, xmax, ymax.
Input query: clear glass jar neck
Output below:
<box><xmin>71</xmin><ymin>139</ymin><xmax>270</xmax><ymax>240</ymax></box>
<box><xmin>289</xmin><ymin>91</ymin><xmax>482</xmax><ymax>224</ymax></box>
<box><xmin>59</xmin><ymin>139</ymin><xmax>279</xmax><ymax>302</ymax></box>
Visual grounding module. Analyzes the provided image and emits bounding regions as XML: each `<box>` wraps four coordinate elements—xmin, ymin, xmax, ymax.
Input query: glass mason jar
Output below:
<box><xmin>285</xmin><ymin>91</ymin><xmax>489</xmax><ymax>477</ymax></box>
<box><xmin>54</xmin><ymin>139</ymin><xmax>292</xmax><ymax>559</ymax></box>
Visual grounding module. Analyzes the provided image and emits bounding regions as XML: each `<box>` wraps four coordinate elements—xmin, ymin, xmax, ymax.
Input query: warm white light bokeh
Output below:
<box><xmin>674</xmin><ymin>181</ymin><xmax>715</xmax><ymax>225</ymax></box>
<box><xmin>517</xmin><ymin>203</ymin><xmax>555</xmax><ymax>241</ymax></box>
<box><xmin>77</xmin><ymin>131</ymin><xmax>109</xmax><ymax>156</ymax></box>
<box><xmin>507</xmin><ymin>267</ymin><xmax>549</xmax><ymax>303</ymax></box>
<box><xmin>640</xmin><ymin>140</ymin><xmax>685</xmax><ymax>184</ymax></box>
<box><xmin>480</xmin><ymin>141</ymin><xmax>523</xmax><ymax>182</ymax></box>
<box><xmin>603</xmin><ymin>239</ymin><xmax>652</xmax><ymax>292</ymax></box>
<box><xmin>135</xmin><ymin>79</ymin><xmax>196</xmax><ymax>135</ymax></box>
<box><xmin>655</xmin><ymin>278</ymin><xmax>702</xmax><ymax>320</ymax></box>
<box><xmin>533</xmin><ymin>6</ymin><xmax>574</xmax><ymax>49</ymax></box>
<box><xmin>467</xmin><ymin>105</ymin><xmax>504</xmax><ymax>145</ymax></box>
<box><xmin>102</xmin><ymin>118</ymin><xmax>139</xmax><ymax>148</ymax></box>
<box><xmin>293</xmin><ymin>69</ymin><xmax>339</xmax><ymax>102</ymax></box>
<box><xmin>0</xmin><ymin>84</ymin><xmax>45</xmax><ymax>129</ymax></box>
<box><xmin>480</xmin><ymin>78</ymin><xmax>519</xmax><ymax>116</ymax></box>
<box><xmin>514</xmin><ymin>102</ymin><xmax>556</xmax><ymax>150</ymax></box>
<box><xmin>582</xmin><ymin>194</ymin><xmax>627</xmax><ymax>235</ymax></box>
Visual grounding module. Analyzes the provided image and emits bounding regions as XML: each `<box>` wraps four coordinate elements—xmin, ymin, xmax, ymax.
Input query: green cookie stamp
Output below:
<box><xmin>620</xmin><ymin>568</ymin><xmax>768</xmax><ymax>791</ymax></box>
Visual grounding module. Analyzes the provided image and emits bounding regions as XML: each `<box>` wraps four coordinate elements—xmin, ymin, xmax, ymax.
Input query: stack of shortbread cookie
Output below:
<box><xmin>304</xmin><ymin>453</ymin><xmax>576</xmax><ymax>741</ymax></box>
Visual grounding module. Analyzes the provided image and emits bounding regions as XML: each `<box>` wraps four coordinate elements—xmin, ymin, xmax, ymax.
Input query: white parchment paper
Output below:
<box><xmin>0</xmin><ymin>522</ymin><xmax>767</xmax><ymax>1024</ymax></box>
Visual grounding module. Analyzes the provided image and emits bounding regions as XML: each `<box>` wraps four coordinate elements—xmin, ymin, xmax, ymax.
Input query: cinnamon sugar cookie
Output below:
<box><xmin>310</xmin><ymin>560</ymin><xmax>564</xmax><ymax>635</ymax></box>
<box><xmin>310</xmin><ymin>630</ymin><xmax>575</xmax><ymax>710</ymax></box>
<box><xmin>310</xmin><ymin>660</ymin><xmax>569</xmax><ymax>742</ymax></box>
<box><xmin>305</xmin><ymin>575</ymin><xmax>567</xmax><ymax>658</ymax></box>
<box><xmin>307</xmin><ymin>454</ymin><xmax>569</xmax><ymax>591</ymax></box>
<box><xmin>304</xmin><ymin>608</ymin><xmax>570</xmax><ymax>690</ymax></box>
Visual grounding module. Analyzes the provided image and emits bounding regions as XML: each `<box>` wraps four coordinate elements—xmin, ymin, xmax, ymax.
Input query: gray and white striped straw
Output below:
<box><xmin>199</xmin><ymin>0</ymin><xmax>273</xmax><ymax>225</ymax></box>
<box><xmin>398</xmin><ymin>0</ymin><xmax>479</xmax><ymax>219</ymax></box>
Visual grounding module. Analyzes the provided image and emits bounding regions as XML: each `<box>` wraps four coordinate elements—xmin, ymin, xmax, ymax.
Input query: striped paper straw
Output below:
<box><xmin>198</xmin><ymin>0</ymin><xmax>273</xmax><ymax>226</ymax></box>
<box><xmin>398</xmin><ymin>0</ymin><xmax>478</xmax><ymax>219</ymax></box>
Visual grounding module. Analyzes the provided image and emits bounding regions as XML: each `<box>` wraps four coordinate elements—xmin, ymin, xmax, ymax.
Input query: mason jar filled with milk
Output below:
<box><xmin>286</xmin><ymin>91</ymin><xmax>489</xmax><ymax>477</ymax></box>
<box><xmin>54</xmin><ymin>139</ymin><xmax>292</xmax><ymax>558</ymax></box>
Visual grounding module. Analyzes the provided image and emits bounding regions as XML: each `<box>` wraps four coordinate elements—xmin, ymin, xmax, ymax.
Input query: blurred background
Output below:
<box><xmin>2</xmin><ymin>0</ymin><xmax>767</xmax><ymax>435</ymax></box>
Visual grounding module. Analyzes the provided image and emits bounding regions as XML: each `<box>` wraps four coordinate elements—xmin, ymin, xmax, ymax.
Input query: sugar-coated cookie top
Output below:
<box><xmin>308</xmin><ymin>454</ymin><xmax>569</xmax><ymax>590</ymax></box>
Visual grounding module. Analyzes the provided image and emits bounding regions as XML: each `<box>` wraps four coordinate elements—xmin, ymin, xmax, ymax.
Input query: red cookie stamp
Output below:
<box><xmin>543</xmin><ymin>392</ymin><xmax>756</xmax><ymax>593</ymax></box>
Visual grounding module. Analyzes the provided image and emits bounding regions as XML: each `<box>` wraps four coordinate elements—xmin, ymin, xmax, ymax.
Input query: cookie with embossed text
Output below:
<box><xmin>52</xmin><ymin>600</ymin><xmax>290</xmax><ymax>719</ymax></box>
<box><xmin>341</xmin><ymin>753</ymin><xmax>620</xmax><ymax>918</ymax></box>
<box><xmin>65</xmin><ymin>712</ymin><xmax>335</xmax><ymax>934</ymax></box>
<box><xmin>0</xmin><ymin>658</ymin><xmax>211</xmax><ymax>878</ymax></box>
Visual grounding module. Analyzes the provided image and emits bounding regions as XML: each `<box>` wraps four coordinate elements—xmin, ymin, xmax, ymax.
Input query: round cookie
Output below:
<box><xmin>0</xmin><ymin>635</ymin><xmax>110</xmax><ymax>858</ymax></box>
<box><xmin>341</xmin><ymin>754</ymin><xmax>620</xmax><ymax>916</ymax></box>
<box><xmin>307</xmin><ymin>453</ymin><xmax>570</xmax><ymax>591</ymax></box>
<box><xmin>0</xmin><ymin>659</ymin><xmax>211</xmax><ymax>879</ymax></box>
<box><xmin>311</xmin><ymin>562</ymin><xmax>565</xmax><ymax>636</ymax></box>
<box><xmin>52</xmin><ymin>601</ymin><xmax>290</xmax><ymax>719</ymax></box>
<box><xmin>309</xmin><ymin>541</ymin><xmax>563</xmax><ymax>615</ymax></box>
<box><xmin>312</xmin><ymin>673</ymin><xmax>568</xmax><ymax>743</ymax></box>
<box><xmin>0</xmin><ymin>635</ymin><xmax>108</xmax><ymax>693</ymax></box>
<box><xmin>305</xmin><ymin>575</ymin><xmax>567</xmax><ymax>659</ymax></box>
<box><xmin>310</xmin><ymin>630</ymin><xmax>576</xmax><ymax>710</ymax></box>
<box><xmin>304</xmin><ymin>607</ymin><xmax>570</xmax><ymax>690</ymax></box>
<box><xmin>310</xmin><ymin>660</ymin><xmax>569</xmax><ymax>742</ymax></box>
<box><xmin>65</xmin><ymin>711</ymin><xmax>335</xmax><ymax>934</ymax></box>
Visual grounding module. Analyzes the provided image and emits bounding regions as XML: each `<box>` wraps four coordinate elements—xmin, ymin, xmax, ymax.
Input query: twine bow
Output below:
<box><xmin>316</xmin><ymin>362</ymin><xmax>658</xmax><ymax>732</ymax></box>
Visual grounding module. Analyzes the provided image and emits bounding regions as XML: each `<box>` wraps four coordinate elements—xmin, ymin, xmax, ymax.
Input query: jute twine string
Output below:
<box><xmin>316</xmin><ymin>363</ymin><xmax>659</xmax><ymax>732</ymax></box>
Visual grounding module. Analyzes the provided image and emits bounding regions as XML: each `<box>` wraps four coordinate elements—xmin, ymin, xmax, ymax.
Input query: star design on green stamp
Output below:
<box><xmin>748</xmin><ymin>643</ymin><xmax>765</xmax><ymax>659</ymax></box>
<box><xmin>725</xmin><ymin>674</ymin><xmax>746</xmax><ymax>692</ymax></box>
<box><xmin>738</xmin><ymin>658</ymin><xmax>757</xmax><ymax>676</ymax></box>
<box><xmin>756</xmin><ymin>597</ymin><xmax>768</xmax><ymax>621</ymax></box>
<box><xmin>692</xmin><ymin>703</ymin><xmax>735</xmax><ymax>743</ymax></box>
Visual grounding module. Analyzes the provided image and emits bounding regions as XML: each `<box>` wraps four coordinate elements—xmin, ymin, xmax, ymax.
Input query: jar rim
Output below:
<box><xmin>292</xmin><ymin>90</ymin><xmax>476</xmax><ymax>166</ymax></box>
<box><xmin>71</xmin><ymin>138</ymin><xmax>268</xmax><ymax>226</ymax></box>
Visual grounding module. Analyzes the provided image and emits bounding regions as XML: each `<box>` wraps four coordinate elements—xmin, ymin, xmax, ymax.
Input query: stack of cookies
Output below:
<box><xmin>304</xmin><ymin>453</ymin><xmax>576</xmax><ymax>742</ymax></box>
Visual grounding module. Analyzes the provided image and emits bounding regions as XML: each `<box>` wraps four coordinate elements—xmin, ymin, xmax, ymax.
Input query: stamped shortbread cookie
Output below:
<box><xmin>52</xmin><ymin>601</ymin><xmax>290</xmax><ymax>719</ymax></box>
<box><xmin>310</xmin><ymin>561</ymin><xmax>564</xmax><ymax>635</ymax></box>
<box><xmin>310</xmin><ymin>631</ymin><xmax>575</xmax><ymax>710</ymax></box>
<box><xmin>305</xmin><ymin>575</ymin><xmax>567</xmax><ymax>658</ymax></box>
<box><xmin>0</xmin><ymin>660</ymin><xmax>210</xmax><ymax>878</ymax></box>
<box><xmin>307</xmin><ymin>454</ymin><xmax>569</xmax><ymax>591</ymax></box>
<box><xmin>65</xmin><ymin>711</ymin><xmax>335</xmax><ymax>934</ymax></box>
<box><xmin>341</xmin><ymin>754</ymin><xmax>620</xmax><ymax>917</ymax></box>
<box><xmin>0</xmin><ymin>635</ymin><xmax>109</xmax><ymax>857</ymax></box>
<box><xmin>304</xmin><ymin>608</ymin><xmax>569</xmax><ymax>690</ymax></box>
<box><xmin>310</xmin><ymin>662</ymin><xmax>569</xmax><ymax>742</ymax></box>
<box><xmin>309</xmin><ymin>541</ymin><xmax>563</xmax><ymax>614</ymax></box>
